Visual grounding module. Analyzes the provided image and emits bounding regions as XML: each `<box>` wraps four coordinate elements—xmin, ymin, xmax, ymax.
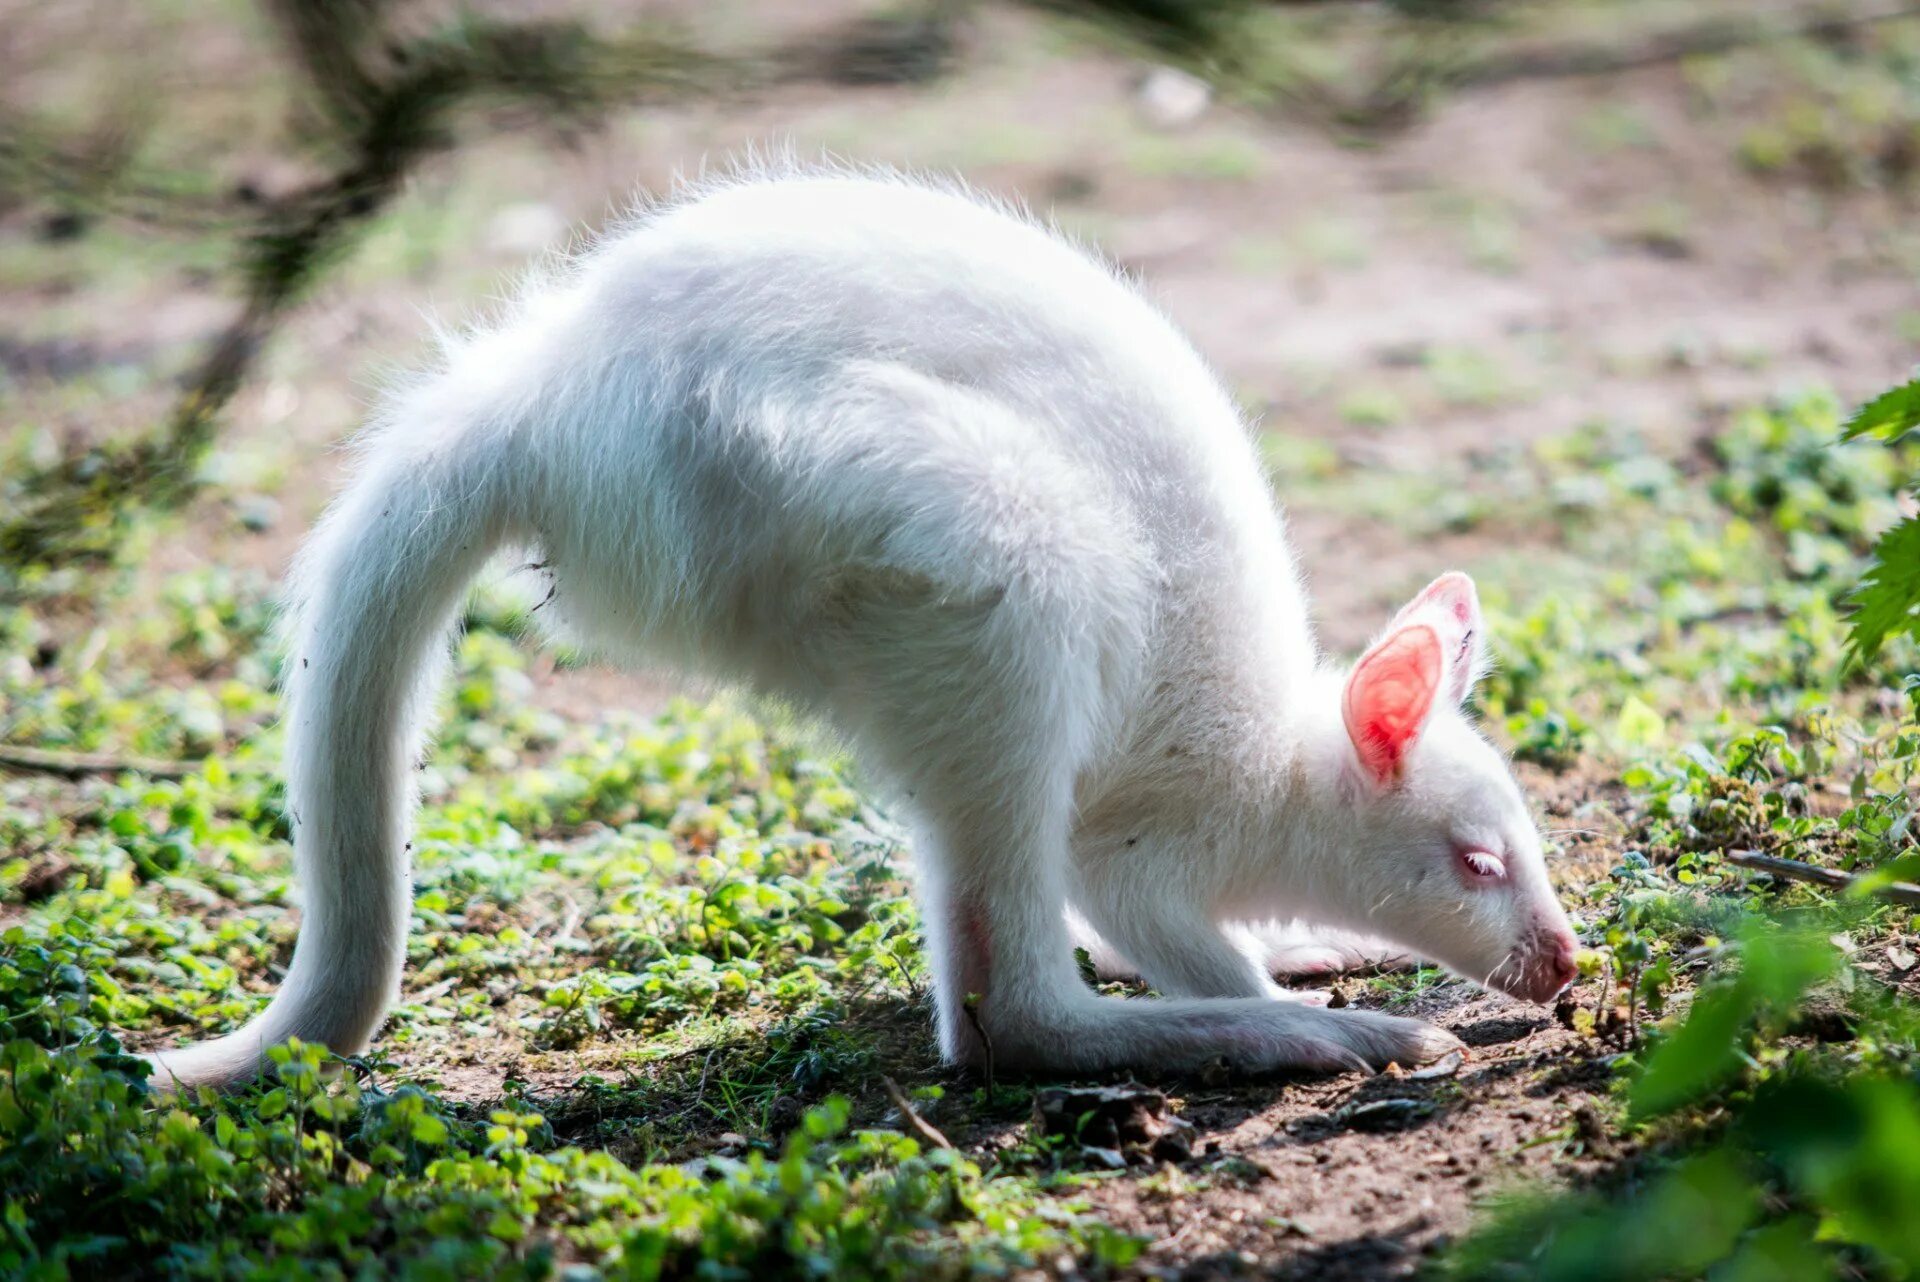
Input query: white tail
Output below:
<box><xmin>146</xmin><ymin>412</ymin><xmax>506</xmax><ymax>1090</ymax></box>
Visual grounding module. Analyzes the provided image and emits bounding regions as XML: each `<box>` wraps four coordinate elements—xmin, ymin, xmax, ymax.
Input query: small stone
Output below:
<box><xmin>487</xmin><ymin>202</ymin><xmax>570</xmax><ymax>256</ymax></box>
<box><xmin>1888</xmin><ymin>944</ymin><xmax>1917</xmax><ymax>973</ymax></box>
<box><xmin>1135</xmin><ymin>65</ymin><xmax>1212</xmax><ymax>129</ymax></box>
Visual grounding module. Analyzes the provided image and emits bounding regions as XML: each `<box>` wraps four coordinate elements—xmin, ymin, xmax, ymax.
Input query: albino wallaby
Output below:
<box><xmin>146</xmin><ymin>163</ymin><xmax>1578</xmax><ymax>1090</ymax></box>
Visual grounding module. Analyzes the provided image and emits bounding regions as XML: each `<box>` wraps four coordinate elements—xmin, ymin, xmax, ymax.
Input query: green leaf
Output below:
<box><xmin>1843</xmin><ymin>378</ymin><xmax>1920</xmax><ymax>441</ymax></box>
<box><xmin>1630</xmin><ymin>980</ymin><xmax>1753</xmax><ymax>1121</ymax></box>
<box><xmin>1615</xmin><ymin>695</ymin><xmax>1666</xmax><ymax>748</ymax></box>
<box><xmin>1701</xmin><ymin>1216</ymin><xmax>1833</xmax><ymax>1282</ymax></box>
<box><xmin>1846</xmin><ymin>514</ymin><xmax>1920</xmax><ymax>665</ymax></box>
<box><xmin>1848</xmin><ymin>850</ymin><xmax>1920</xmax><ymax>900</ymax></box>
<box><xmin>1630</xmin><ymin>929</ymin><xmax>1837</xmax><ymax>1122</ymax></box>
<box><xmin>409</xmin><ymin>1113</ymin><xmax>449</xmax><ymax>1146</ymax></box>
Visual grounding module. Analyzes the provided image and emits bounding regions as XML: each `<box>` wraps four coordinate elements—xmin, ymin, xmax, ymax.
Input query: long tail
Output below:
<box><xmin>146</xmin><ymin>403</ymin><xmax>511</xmax><ymax>1090</ymax></box>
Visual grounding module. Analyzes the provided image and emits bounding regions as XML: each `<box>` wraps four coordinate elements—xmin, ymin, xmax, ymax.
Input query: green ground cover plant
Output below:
<box><xmin>6</xmin><ymin>374</ymin><xmax>1920</xmax><ymax>1278</ymax></box>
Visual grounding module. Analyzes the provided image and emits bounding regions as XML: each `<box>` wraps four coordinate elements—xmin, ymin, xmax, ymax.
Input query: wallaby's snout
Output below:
<box><xmin>1501</xmin><ymin>920</ymin><xmax>1579</xmax><ymax>1004</ymax></box>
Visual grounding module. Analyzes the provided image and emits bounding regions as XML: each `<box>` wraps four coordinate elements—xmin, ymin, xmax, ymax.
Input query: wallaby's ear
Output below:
<box><xmin>1342</xmin><ymin>623</ymin><xmax>1443</xmax><ymax>784</ymax></box>
<box><xmin>1389</xmin><ymin>571</ymin><xmax>1486</xmax><ymax>707</ymax></box>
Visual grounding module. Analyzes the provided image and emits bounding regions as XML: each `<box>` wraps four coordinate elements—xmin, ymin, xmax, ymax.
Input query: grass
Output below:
<box><xmin>1423</xmin><ymin>344</ymin><xmax>1523</xmax><ymax>408</ymax></box>
<box><xmin>7</xmin><ymin>371</ymin><xmax>1920</xmax><ymax>1277</ymax></box>
<box><xmin>0</xmin><ymin>561</ymin><xmax>1152</xmax><ymax>1275</ymax></box>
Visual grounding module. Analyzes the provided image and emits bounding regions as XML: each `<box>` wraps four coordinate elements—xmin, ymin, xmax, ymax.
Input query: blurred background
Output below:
<box><xmin>6</xmin><ymin>0</ymin><xmax>1916</xmax><ymax>651</ymax></box>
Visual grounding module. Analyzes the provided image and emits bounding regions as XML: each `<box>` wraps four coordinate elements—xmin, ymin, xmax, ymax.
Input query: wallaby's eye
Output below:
<box><xmin>1459</xmin><ymin>848</ymin><xmax>1506</xmax><ymax>881</ymax></box>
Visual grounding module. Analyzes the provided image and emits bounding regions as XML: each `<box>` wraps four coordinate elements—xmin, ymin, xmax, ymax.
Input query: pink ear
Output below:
<box><xmin>1391</xmin><ymin>572</ymin><xmax>1483</xmax><ymax>706</ymax></box>
<box><xmin>1342</xmin><ymin>624</ymin><xmax>1443</xmax><ymax>784</ymax></box>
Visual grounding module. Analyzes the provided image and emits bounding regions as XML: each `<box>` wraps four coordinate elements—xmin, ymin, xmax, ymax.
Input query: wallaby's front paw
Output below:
<box><xmin>1242</xmin><ymin>922</ymin><xmax>1414</xmax><ymax>978</ymax></box>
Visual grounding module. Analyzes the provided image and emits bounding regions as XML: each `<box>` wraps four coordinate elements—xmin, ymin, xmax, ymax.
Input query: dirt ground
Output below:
<box><xmin>7</xmin><ymin>2</ymin><xmax>1920</xmax><ymax>1277</ymax></box>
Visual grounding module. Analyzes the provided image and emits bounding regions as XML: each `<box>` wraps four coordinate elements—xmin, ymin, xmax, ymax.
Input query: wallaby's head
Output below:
<box><xmin>1311</xmin><ymin>572</ymin><xmax>1577</xmax><ymax>1003</ymax></box>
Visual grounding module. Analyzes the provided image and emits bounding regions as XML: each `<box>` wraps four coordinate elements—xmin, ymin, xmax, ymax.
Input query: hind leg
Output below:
<box><xmin>809</xmin><ymin>572</ymin><xmax>1100</xmax><ymax>1065</ymax></box>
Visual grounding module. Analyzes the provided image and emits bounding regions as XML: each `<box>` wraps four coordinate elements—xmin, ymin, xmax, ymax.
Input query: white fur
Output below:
<box><xmin>146</xmin><ymin>161</ymin><xmax>1576</xmax><ymax>1089</ymax></box>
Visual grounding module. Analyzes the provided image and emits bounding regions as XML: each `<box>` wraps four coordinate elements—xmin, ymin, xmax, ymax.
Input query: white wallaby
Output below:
<box><xmin>146</xmin><ymin>161</ymin><xmax>1578</xmax><ymax>1090</ymax></box>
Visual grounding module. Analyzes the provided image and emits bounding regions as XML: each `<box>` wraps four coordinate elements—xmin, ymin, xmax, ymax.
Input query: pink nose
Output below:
<box><xmin>1545</xmin><ymin>931</ymin><xmax>1578</xmax><ymax>995</ymax></box>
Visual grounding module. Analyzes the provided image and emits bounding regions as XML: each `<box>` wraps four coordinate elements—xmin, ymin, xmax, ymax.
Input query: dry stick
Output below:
<box><xmin>880</xmin><ymin>1076</ymin><xmax>953</xmax><ymax>1150</ymax></box>
<box><xmin>961</xmin><ymin>996</ymin><xmax>995</xmax><ymax>1094</ymax></box>
<box><xmin>1241</xmin><ymin>2</ymin><xmax>1920</xmax><ymax>134</ymax></box>
<box><xmin>1460</xmin><ymin>1</ymin><xmax>1920</xmax><ymax>88</ymax></box>
<box><xmin>1726</xmin><ymin>848</ymin><xmax>1920</xmax><ymax>908</ymax></box>
<box><xmin>0</xmin><ymin>743</ymin><xmax>199</xmax><ymax>780</ymax></box>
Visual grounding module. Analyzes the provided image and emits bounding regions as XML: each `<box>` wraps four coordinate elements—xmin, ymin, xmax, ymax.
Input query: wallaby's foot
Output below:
<box><xmin>1304</xmin><ymin>1008</ymin><xmax>1462</xmax><ymax>1071</ymax></box>
<box><xmin>981</xmin><ymin>996</ymin><xmax>1462</xmax><ymax>1077</ymax></box>
<box><xmin>1236</xmin><ymin>921</ymin><xmax>1415</xmax><ymax>978</ymax></box>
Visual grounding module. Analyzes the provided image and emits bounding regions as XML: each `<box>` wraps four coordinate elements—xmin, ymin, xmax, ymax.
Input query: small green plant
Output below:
<box><xmin>1424</xmin><ymin>345</ymin><xmax>1518</xmax><ymax>408</ymax></box>
<box><xmin>1442</xmin><ymin>377</ymin><xmax>1920</xmax><ymax>1278</ymax></box>
<box><xmin>1338</xmin><ymin>387</ymin><xmax>1408</xmax><ymax>428</ymax></box>
<box><xmin>1841</xmin><ymin>378</ymin><xmax>1920</xmax><ymax>665</ymax></box>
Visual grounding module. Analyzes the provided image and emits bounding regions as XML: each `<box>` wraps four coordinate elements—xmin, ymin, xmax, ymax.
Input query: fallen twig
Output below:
<box><xmin>1727</xmin><ymin>848</ymin><xmax>1920</xmax><ymax>908</ymax></box>
<box><xmin>1462</xmin><ymin>2</ymin><xmax>1920</xmax><ymax>88</ymax></box>
<box><xmin>961</xmin><ymin>995</ymin><xmax>995</xmax><ymax>1094</ymax></box>
<box><xmin>0</xmin><ymin>743</ymin><xmax>200</xmax><ymax>779</ymax></box>
<box><xmin>881</xmin><ymin>1075</ymin><xmax>953</xmax><ymax>1150</ymax></box>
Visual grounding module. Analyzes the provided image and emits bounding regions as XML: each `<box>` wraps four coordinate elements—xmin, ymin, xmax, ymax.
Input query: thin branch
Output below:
<box><xmin>1726</xmin><ymin>848</ymin><xmax>1920</xmax><ymax>908</ymax></box>
<box><xmin>1460</xmin><ymin>2</ymin><xmax>1920</xmax><ymax>88</ymax></box>
<box><xmin>0</xmin><ymin>5</ymin><xmax>968</xmax><ymax>571</ymax></box>
<box><xmin>881</xmin><ymin>1075</ymin><xmax>953</xmax><ymax>1149</ymax></box>
<box><xmin>961</xmin><ymin>996</ymin><xmax>995</xmax><ymax>1094</ymax></box>
<box><xmin>0</xmin><ymin>744</ymin><xmax>201</xmax><ymax>780</ymax></box>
